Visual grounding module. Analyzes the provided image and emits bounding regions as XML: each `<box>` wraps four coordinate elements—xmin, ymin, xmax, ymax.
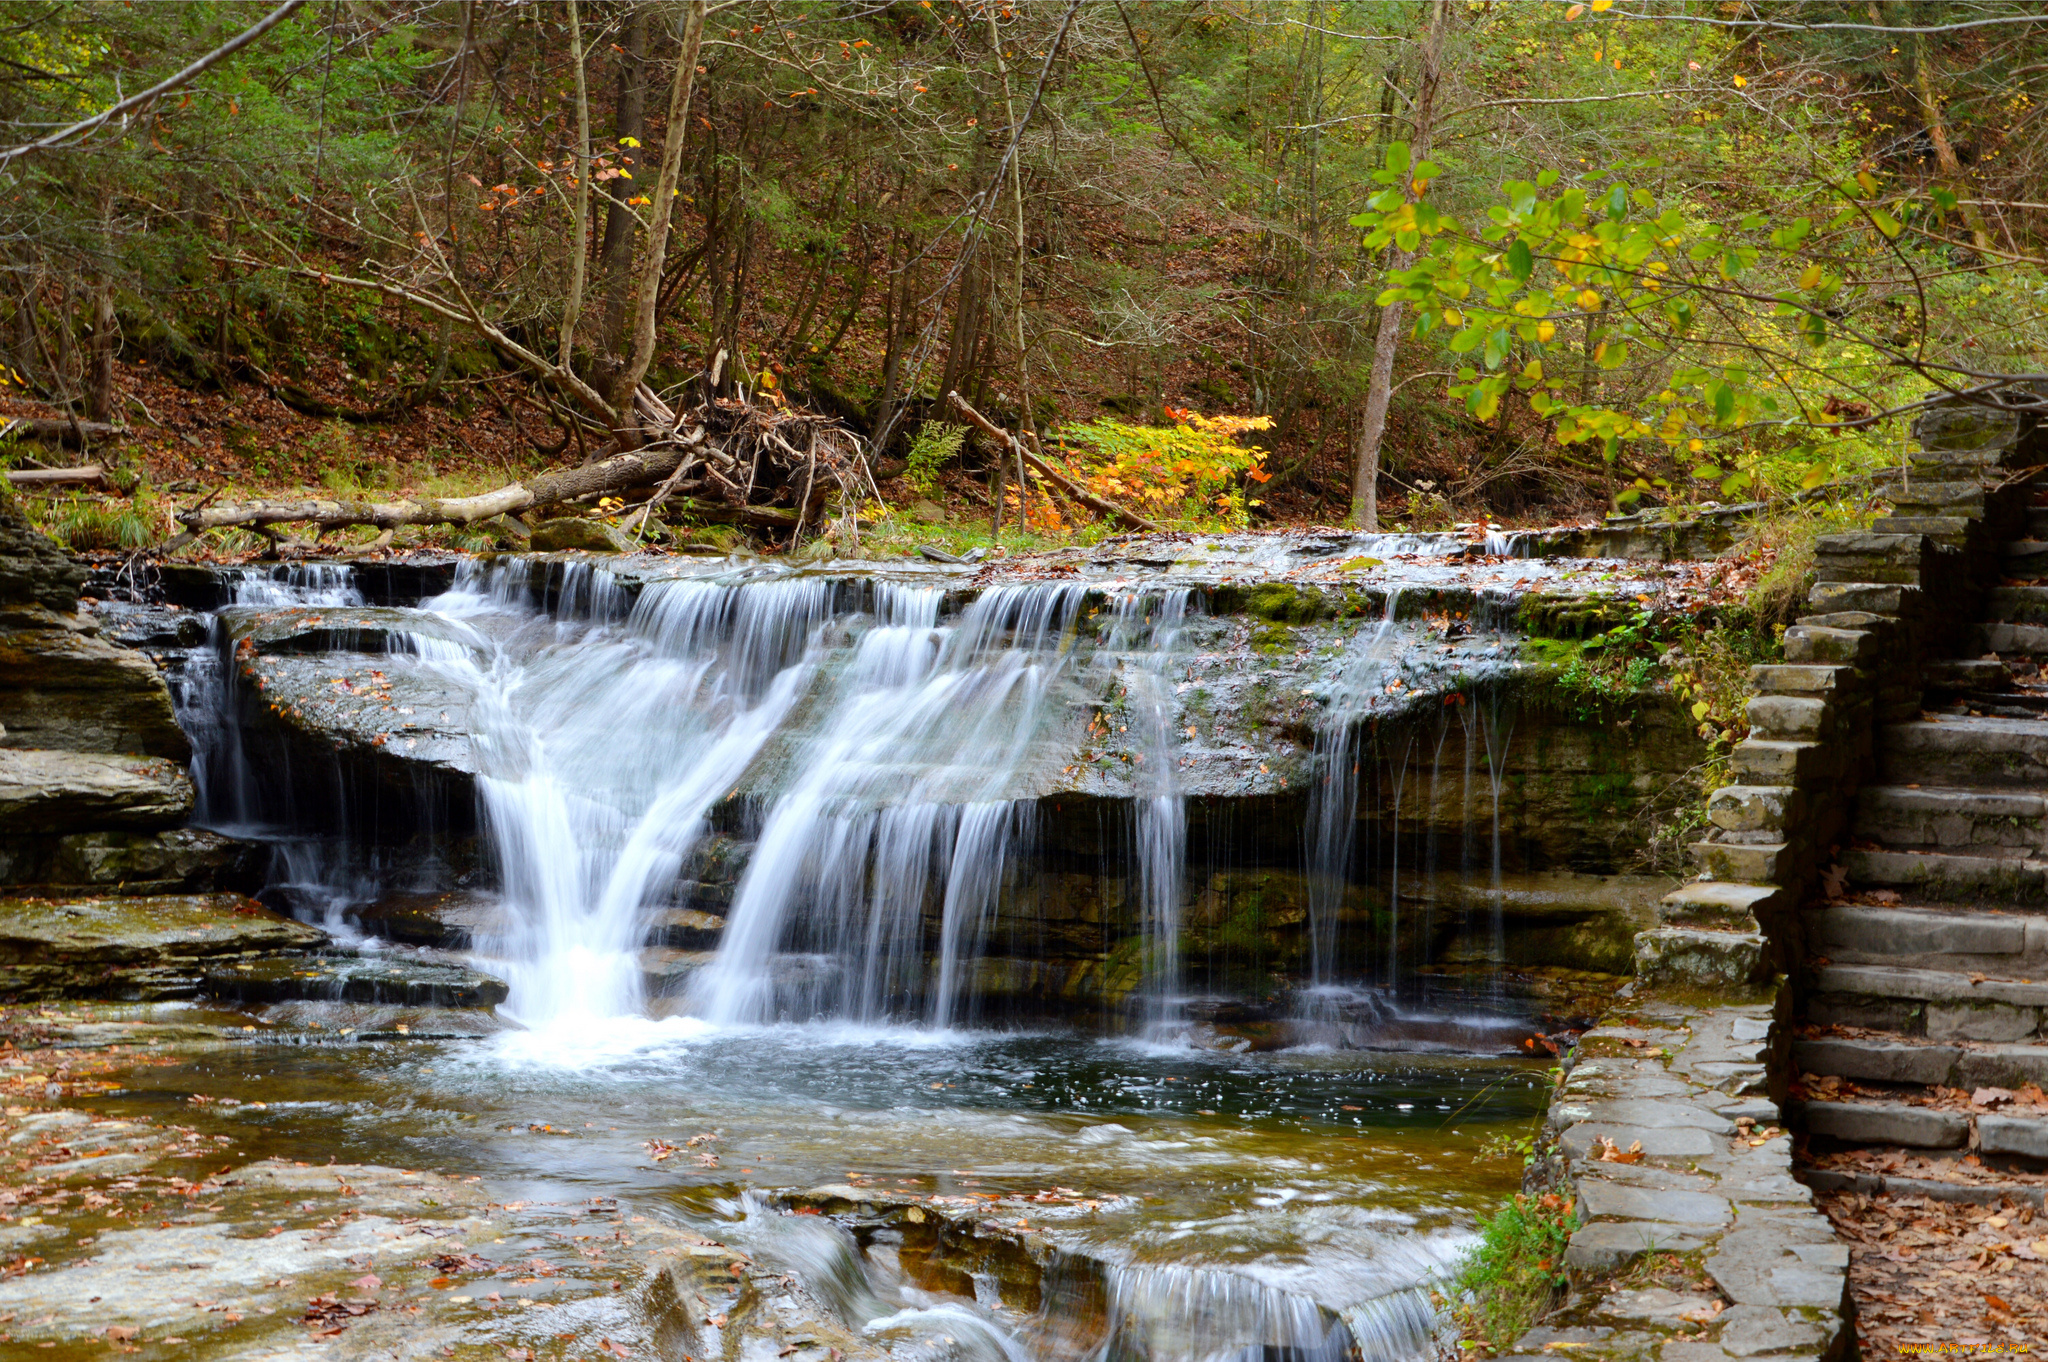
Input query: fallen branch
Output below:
<box><xmin>945</xmin><ymin>391</ymin><xmax>1161</xmax><ymax>533</ymax></box>
<box><xmin>0</xmin><ymin>418</ymin><xmax>128</xmax><ymax>448</ymax></box>
<box><xmin>176</xmin><ymin>438</ymin><xmax>707</xmax><ymax>534</ymax></box>
<box><xmin>5</xmin><ymin>463</ymin><xmax>112</xmax><ymax>489</ymax></box>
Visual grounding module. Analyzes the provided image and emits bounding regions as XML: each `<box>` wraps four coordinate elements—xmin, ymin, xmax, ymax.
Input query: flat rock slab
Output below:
<box><xmin>0</xmin><ymin>606</ymin><xmax>189</xmax><ymax>759</ymax></box>
<box><xmin>204</xmin><ymin>954</ymin><xmax>508</xmax><ymax>1008</ymax></box>
<box><xmin>0</xmin><ymin>893</ymin><xmax>326</xmax><ymax>1000</ymax></box>
<box><xmin>0</xmin><ymin>747</ymin><xmax>193</xmax><ymax>832</ymax></box>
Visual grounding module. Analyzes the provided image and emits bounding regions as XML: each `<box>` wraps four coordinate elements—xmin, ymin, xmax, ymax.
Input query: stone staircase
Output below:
<box><xmin>1797</xmin><ymin>492</ymin><xmax>2048</xmax><ymax>1184</ymax></box>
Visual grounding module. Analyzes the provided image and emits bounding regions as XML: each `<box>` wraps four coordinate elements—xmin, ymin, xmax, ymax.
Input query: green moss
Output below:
<box><xmin>1249</xmin><ymin>624</ymin><xmax>1295</xmax><ymax>654</ymax></box>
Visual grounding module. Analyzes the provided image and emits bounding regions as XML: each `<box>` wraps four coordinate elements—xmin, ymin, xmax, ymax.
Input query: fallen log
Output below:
<box><xmin>176</xmin><ymin>433</ymin><xmax>707</xmax><ymax>534</ymax></box>
<box><xmin>5</xmin><ymin>463</ymin><xmax>112</xmax><ymax>489</ymax></box>
<box><xmin>944</xmin><ymin>392</ymin><xmax>1162</xmax><ymax>534</ymax></box>
<box><xmin>0</xmin><ymin>417</ymin><xmax>127</xmax><ymax>447</ymax></box>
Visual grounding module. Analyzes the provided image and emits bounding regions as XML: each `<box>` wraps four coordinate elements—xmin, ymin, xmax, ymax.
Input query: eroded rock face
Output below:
<box><xmin>0</xmin><ymin>507</ymin><xmax>84</xmax><ymax>610</ymax></box>
<box><xmin>0</xmin><ymin>826</ymin><xmax>260</xmax><ymax>894</ymax></box>
<box><xmin>0</xmin><ymin>604</ymin><xmax>190</xmax><ymax>759</ymax></box>
<box><xmin>0</xmin><ymin>748</ymin><xmax>194</xmax><ymax>831</ymax></box>
<box><xmin>0</xmin><ymin>893</ymin><xmax>328</xmax><ymax>1000</ymax></box>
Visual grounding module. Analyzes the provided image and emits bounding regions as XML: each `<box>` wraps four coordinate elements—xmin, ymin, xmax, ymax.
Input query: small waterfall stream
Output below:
<box><xmin>153</xmin><ymin>547</ymin><xmax>1611</xmax><ymax>1362</ymax></box>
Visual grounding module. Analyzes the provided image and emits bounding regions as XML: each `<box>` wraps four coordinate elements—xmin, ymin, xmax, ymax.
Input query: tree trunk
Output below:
<box><xmin>596</xmin><ymin>6</ymin><xmax>651</xmax><ymax>357</ymax></box>
<box><xmin>87</xmin><ymin>192</ymin><xmax>115</xmax><ymax>423</ymax></box>
<box><xmin>557</xmin><ymin>0</ymin><xmax>592</xmax><ymax>369</ymax></box>
<box><xmin>610</xmin><ymin>0</ymin><xmax>706</xmax><ymax>419</ymax></box>
<box><xmin>1910</xmin><ymin>30</ymin><xmax>1992</xmax><ymax>252</ymax></box>
<box><xmin>1349</xmin><ymin>0</ymin><xmax>1448</xmax><ymax>531</ymax></box>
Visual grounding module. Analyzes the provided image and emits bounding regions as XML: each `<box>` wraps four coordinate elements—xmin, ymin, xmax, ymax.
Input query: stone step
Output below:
<box><xmin>1809</xmin><ymin>963</ymin><xmax>2048</xmax><ymax>1041</ymax></box>
<box><xmin>1806</xmin><ymin>901</ymin><xmax>2048</xmax><ymax>972</ymax></box>
<box><xmin>1793</xmin><ymin>1034</ymin><xmax>2048</xmax><ymax>1089</ymax></box>
<box><xmin>1878</xmin><ymin>714</ymin><xmax>2048</xmax><ymax>788</ymax></box>
<box><xmin>1796</xmin><ymin>1098</ymin><xmax>2048</xmax><ymax>1161</ymax></box>
<box><xmin>1844</xmin><ymin>846</ymin><xmax>2048</xmax><ymax>903</ymax></box>
<box><xmin>1853</xmin><ymin>785</ymin><xmax>2047</xmax><ymax>853</ymax></box>
<box><xmin>1798</xmin><ymin>1098</ymin><xmax>1968</xmax><ymax>1149</ymax></box>
<box><xmin>2030</xmin><ymin>509</ymin><xmax>2048</xmax><ymax>541</ymax></box>
<box><xmin>1986</xmin><ymin>586</ymin><xmax>2048</xmax><ymax>625</ymax></box>
<box><xmin>1804</xmin><ymin>1166</ymin><xmax>2048</xmax><ymax>1208</ymax></box>
<box><xmin>1976</xmin><ymin>622</ymin><xmax>2048</xmax><ymax>657</ymax></box>
<box><xmin>1924</xmin><ymin>658</ymin><xmax>2016</xmax><ymax>693</ymax></box>
<box><xmin>2004</xmin><ymin>540</ymin><xmax>2048</xmax><ymax>579</ymax></box>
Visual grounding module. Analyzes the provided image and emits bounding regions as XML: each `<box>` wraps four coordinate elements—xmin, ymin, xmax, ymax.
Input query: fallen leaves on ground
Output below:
<box><xmin>1818</xmin><ymin>1189</ymin><xmax>2048</xmax><ymax>1358</ymax></box>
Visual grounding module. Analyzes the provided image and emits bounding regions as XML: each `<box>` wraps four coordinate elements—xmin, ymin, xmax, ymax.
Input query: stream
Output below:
<box><xmin>117</xmin><ymin>543</ymin><xmax>1629</xmax><ymax>1362</ymax></box>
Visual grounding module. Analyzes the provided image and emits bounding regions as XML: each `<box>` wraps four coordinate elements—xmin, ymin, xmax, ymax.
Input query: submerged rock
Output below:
<box><xmin>0</xmin><ymin>748</ymin><xmax>194</xmax><ymax>831</ymax></box>
<box><xmin>203</xmin><ymin>954</ymin><xmax>508</xmax><ymax>1008</ymax></box>
<box><xmin>0</xmin><ymin>892</ymin><xmax>327</xmax><ymax>1000</ymax></box>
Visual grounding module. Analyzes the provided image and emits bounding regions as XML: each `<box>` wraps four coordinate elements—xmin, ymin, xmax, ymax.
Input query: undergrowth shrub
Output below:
<box><xmin>904</xmin><ymin>421</ymin><xmax>965</xmax><ymax>496</ymax></box>
<box><xmin>1446</xmin><ymin>1188</ymin><xmax>1578</xmax><ymax>1353</ymax></box>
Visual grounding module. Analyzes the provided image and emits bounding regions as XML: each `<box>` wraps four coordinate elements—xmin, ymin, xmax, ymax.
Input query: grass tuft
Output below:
<box><xmin>1446</xmin><ymin>1188</ymin><xmax>1577</xmax><ymax>1354</ymax></box>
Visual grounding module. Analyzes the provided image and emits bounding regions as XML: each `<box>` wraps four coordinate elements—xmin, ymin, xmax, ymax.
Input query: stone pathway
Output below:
<box><xmin>1496</xmin><ymin>994</ymin><xmax>1851</xmax><ymax>1362</ymax></box>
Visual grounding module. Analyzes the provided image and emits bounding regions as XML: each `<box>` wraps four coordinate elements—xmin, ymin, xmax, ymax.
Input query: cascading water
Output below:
<box><xmin>142</xmin><ymin>543</ymin><xmax>1607</xmax><ymax>1362</ymax></box>
<box><xmin>689</xmin><ymin>584</ymin><xmax>1090</xmax><ymax>1028</ymax></box>
<box><xmin>1301</xmin><ymin>589</ymin><xmax>1407</xmax><ymax>1012</ymax></box>
<box><xmin>1108</xmin><ymin>590</ymin><xmax>1193</xmax><ymax>1035</ymax></box>
<box><xmin>411</xmin><ymin>560</ymin><xmax>834</xmax><ymax>1024</ymax></box>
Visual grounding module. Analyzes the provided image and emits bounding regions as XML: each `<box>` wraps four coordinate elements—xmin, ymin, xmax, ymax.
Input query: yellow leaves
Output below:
<box><xmin>1442</xmin><ymin>307</ymin><xmax>1465</xmax><ymax>327</ymax></box>
<box><xmin>618</xmin><ymin>136</ymin><xmax>641</xmax><ymax>148</ymax></box>
<box><xmin>1798</xmin><ymin>263</ymin><xmax>1824</xmax><ymax>289</ymax></box>
<box><xmin>1536</xmin><ymin>320</ymin><xmax>1557</xmax><ymax>342</ymax></box>
<box><xmin>1575</xmin><ymin>289</ymin><xmax>1603</xmax><ymax>311</ymax></box>
<box><xmin>1732</xmin><ymin>74</ymin><xmax>1747</xmax><ymax>88</ymax></box>
<box><xmin>1564</xmin><ymin>3</ymin><xmax>1584</xmax><ymax>17</ymax></box>
<box><xmin>1591</xmin><ymin>0</ymin><xmax>1613</xmax><ymax>9</ymax></box>
<box><xmin>1688</xmin><ymin>438</ymin><xmax>1704</xmax><ymax>452</ymax></box>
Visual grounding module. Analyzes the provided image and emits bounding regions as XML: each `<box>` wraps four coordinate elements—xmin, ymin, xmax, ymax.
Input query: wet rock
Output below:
<box><xmin>0</xmin><ymin>825</ymin><xmax>261</xmax><ymax>893</ymax></box>
<box><xmin>87</xmin><ymin>599</ymin><xmax>209</xmax><ymax>651</ymax></box>
<box><xmin>256</xmin><ymin>998</ymin><xmax>509</xmax><ymax>1036</ymax></box>
<box><xmin>0</xmin><ymin>748</ymin><xmax>193</xmax><ymax>831</ymax></box>
<box><xmin>220</xmin><ymin>631</ymin><xmax>480</xmax><ymax>842</ymax></box>
<box><xmin>0</xmin><ymin>893</ymin><xmax>327</xmax><ymax>1001</ymax></box>
<box><xmin>649</xmin><ymin>906</ymin><xmax>726</xmax><ymax>950</ymax></box>
<box><xmin>0</xmin><ymin>605</ymin><xmax>189</xmax><ymax>758</ymax></box>
<box><xmin>0</xmin><ymin>510</ymin><xmax>84</xmax><ymax>612</ymax></box>
<box><xmin>1426</xmin><ymin>871</ymin><xmax>1671</xmax><ymax>975</ymax></box>
<box><xmin>531</xmin><ymin>516</ymin><xmax>631</xmax><ymax>553</ymax></box>
<box><xmin>347</xmin><ymin>890</ymin><xmax>504</xmax><ymax>948</ymax></box>
<box><xmin>226</xmin><ymin>603</ymin><xmax>483</xmax><ymax>658</ymax></box>
<box><xmin>202</xmin><ymin>954</ymin><xmax>508</xmax><ymax>1008</ymax></box>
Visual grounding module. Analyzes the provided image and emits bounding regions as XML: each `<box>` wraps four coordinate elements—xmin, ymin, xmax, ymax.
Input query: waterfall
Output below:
<box><xmin>1300</xmin><ymin>590</ymin><xmax>1406</xmax><ymax>1007</ymax></box>
<box><xmin>1109</xmin><ymin>591</ymin><xmax>1193</xmax><ymax>1035</ymax></box>
<box><xmin>689</xmin><ymin>584</ymin><xmax>1089</xmax><ymax>1028</ymax></box>
<box><xmin>415</xmin><ymin>562</ymin><xmax>839</xmax><ymax>1026</ymax></box>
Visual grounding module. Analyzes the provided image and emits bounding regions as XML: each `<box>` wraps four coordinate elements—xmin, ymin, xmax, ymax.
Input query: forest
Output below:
<box><xmin>0</xmin><ymin>0</ymin><xmax>2044</xmax><ymax>557</ymax></box>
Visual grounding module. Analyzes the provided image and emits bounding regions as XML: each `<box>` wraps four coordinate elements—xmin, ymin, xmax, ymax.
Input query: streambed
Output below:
<box><xmin>46</xmin><ymin>1009</ymin><xmax>1550</xmax><ymax>1360</ymax></box>
<box><xmin>4</xmin><ymin>534</ymin><xmax>1699</xmax><ymax>1358</ymax></box>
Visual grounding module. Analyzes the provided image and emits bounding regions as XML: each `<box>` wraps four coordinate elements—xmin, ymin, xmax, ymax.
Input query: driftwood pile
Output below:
<box><xmin>169</xmin><ymin>381</ymin><xmax>872</xmax><ymax>550</ymax></box>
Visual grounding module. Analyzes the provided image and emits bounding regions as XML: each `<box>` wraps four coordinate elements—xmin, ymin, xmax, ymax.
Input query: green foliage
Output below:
<box><xmin>904</xmin><ymin>421</ymin><xmax>966</xmax><ymax>496</ymax></box>
<box><xmin>1448</xmin><ymin>1188</ymin><xmax>1578</xmax><ymax>1353</ymax></box>
<box><xmin>1349</xmin><ymin>128</ymin><xmax>2031</xmax><ymax>512</ymax></box>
